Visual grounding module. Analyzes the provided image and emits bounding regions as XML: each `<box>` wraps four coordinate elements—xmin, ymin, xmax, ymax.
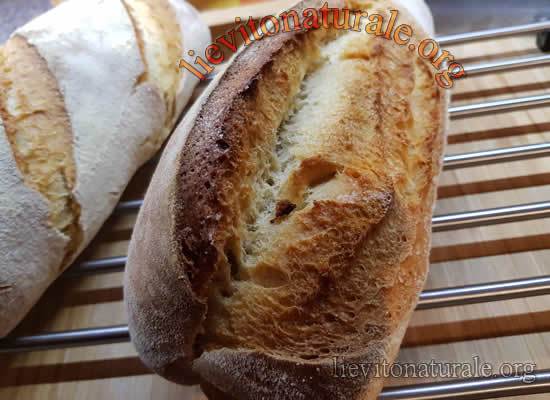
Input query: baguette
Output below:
<box><xmin>0</xmin><ymin>0</ymin><xmax>210</xmax><ymax>337</ymax></box>
<box><xmin>124</xmin><ymin>0</ymin><xmax>448</xmax><ymax>398</ymax></box>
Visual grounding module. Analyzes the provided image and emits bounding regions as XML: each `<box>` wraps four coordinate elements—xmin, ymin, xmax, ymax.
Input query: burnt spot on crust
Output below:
<box><xmin>271</xmin><ymin>200</ymin><xmax>297</xmax><ymax>223</ymax></box>
<box><xmin>181</xmin><ymin>237</ymin><xmax>218</xmax><ymax>293</ymax></box>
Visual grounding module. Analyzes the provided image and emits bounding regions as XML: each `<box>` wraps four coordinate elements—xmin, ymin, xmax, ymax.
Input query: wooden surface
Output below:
<box><xmin>2</xmin><ymin>1</ymin><xmax>550</xmax><ymax>399</ymax></box>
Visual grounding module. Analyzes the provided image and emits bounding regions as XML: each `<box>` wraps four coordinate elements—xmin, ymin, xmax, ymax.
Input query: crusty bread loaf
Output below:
<box><xmin>0</xmin><ymin>0</ymin><xmax>210</xmax><ymax>338</ymax></box>
<box><xmin>124</xmin><ymin>0</ymin><xmax>448</xmax><ymax>398</ymax></box>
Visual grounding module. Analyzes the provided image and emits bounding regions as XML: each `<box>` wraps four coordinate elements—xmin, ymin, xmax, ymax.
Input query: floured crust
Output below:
<box><xmin>17</xmin><ymin>0</ymin><xmax>166</xmax><ymax>251</ymax></box>
<box><xmin>125</xmin><ymin>0</ymin><xmax>448</xmax><ymax>398</ymax></box>
<box><xmin>0</xmin><ymin>34</ymin><xmax>81</xmax><ymax>261</ymax></box>
<box><xmin>0</xmin><ymin>119</ymin><xmax>68</xmax><ymax>338</ymax></box>
<box><xmin>0</xmin><ymin>0</ymin><xmax>208</xmax><ymax>337</ymax></box>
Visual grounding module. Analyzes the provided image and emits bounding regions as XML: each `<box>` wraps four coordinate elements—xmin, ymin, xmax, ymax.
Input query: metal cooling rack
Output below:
<box><xmin>3</xmin><ymin>22</ymin><xmax>550</xmax><ymax>400</ymax></box>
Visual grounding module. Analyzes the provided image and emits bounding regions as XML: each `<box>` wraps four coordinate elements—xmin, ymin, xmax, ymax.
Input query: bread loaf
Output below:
<box><xmin>0</xmin><ymin>0</ymin><xmax>210</xmax><ymax>337</ymax></box>
<box><xmin>124</xmin><ymin>0</ymin><xmax>448</xmax><ymax>398</ymax></box>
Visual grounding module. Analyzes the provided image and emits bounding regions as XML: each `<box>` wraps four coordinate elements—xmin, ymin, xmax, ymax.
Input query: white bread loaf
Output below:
<box><xmin>125</xmin><ymin>0</ymin><xmax>449</xmax><ymax>398</ymax></box>
<box><xmin>0</xmin><ymin>0</ymin><xmax>211</xmax><ymax>337</ymax></box>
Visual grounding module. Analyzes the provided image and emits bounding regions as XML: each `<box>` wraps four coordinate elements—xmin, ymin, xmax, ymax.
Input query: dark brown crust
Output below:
<box><xmin>194</xmin><ymin>347</ymin><xmax>388</xmax><ymax>400</ymax></box>
<box><xmin>124</xmin><ymin>0</ymin><xmax>448</xmax><ymax>398</ymax></box>
<box><xmin>173</xmin><ymin>15</ymin><xmax>317</xmax><ymax>294</ymax></box>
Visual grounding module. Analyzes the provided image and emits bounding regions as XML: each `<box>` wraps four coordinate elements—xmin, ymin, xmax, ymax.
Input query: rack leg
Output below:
<box><xmin>537</xmin><ymin>31</ymin><xmax>550</xmax><ymax>51</ymax></box>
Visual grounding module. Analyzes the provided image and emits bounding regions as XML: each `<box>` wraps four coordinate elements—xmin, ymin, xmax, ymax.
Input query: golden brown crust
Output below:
<box><xmin>0</xmin><ymin>34</ymin><xmax>82</xmax><ymax>263</ymax></box>
<box><xmin>125</xmin><ymin>0</ymin><xmax>448</xmax><ymax>398</ymax></box>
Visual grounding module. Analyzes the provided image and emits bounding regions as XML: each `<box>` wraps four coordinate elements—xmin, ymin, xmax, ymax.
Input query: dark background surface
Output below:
<box><xmin>0</xmin><ymin>0</ymin><xmax>50</xmax><ymax>42</ymax></box>
<box><xmin>0</xmin><ymin>0</ymin><xmax>549</xmax><ymax>44</ymax></box>
<box><xmin>428</xmin><ymin>0</ymin><xmax>550</xmax><ymax>34</ymax></box>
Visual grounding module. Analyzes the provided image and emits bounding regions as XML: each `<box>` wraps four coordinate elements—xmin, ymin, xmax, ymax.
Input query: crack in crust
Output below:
<box><xmin>0</xmin><ymin>34</ymin><xmax>82</xmax><ymax>266</ymax></box>
<box><xmin>122</xmin><ymin>0</ymin><xmax>184</xmax><ymax>132</ymax></box>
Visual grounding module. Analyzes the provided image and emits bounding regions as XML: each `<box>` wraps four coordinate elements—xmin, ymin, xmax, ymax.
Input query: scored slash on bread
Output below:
<box><xmin>125</xmin><ymin>0</ymin><xmax>449</xmax><ymax>399</ymax></box>
<box><xmin>0</xmin><ymin>0</ymin><xmax>211</xmax><ymax>338</ymax></box>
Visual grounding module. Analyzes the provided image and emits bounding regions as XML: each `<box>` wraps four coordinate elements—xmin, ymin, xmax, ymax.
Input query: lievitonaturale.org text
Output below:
<box><xmin>179</xmin><ymin>3</ymin><xmax>466</xmax><ymax>89</ymax></box>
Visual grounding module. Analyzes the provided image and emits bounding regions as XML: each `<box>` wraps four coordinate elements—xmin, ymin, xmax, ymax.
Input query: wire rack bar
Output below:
<box><xmin>443</xmin><ymin>142</ymin><xmax>550</xmax><ymax>170</ymax></box>
<box><xmin>5</xmin><ymin>275</ymin><xmax>550</xmax><ymax>353</ymax></box>
<box><xmin>63</xmin><ymin>256</ymin><xmax>128</xmax><ymax>278</ymax></box>
<box><xmin>0</xmin><ymin>325</ymin><xmax>130</xmax><ymax>354</ymax></box>
<box><xmin>379</xmin><ymin>369</ymin><xmax>550</xmax><ymax>400</ymax></box>
<box><xmin>437</xmin><ymin>21</ymin><xmax>550</xmax><ymax>46</ymax></box>
<box><xmin>416</xmin><ymin>275</ymin><xmax>550</xmax><ymax>310</ymax></box>
<box><xmin>65</xmin><ymin>257</ymin><xmax>126</xmax><ymax>277</ymax></box>
<box><xmin>431</xmin><ymin>201</ymin><xmax>550</xmax><ymax>232</ymax></box>
<box><xmin>0</xmin><ymin>327</ymin><xmax>130</xmax><ymax>354</ymax></box>
<box><xmin>465</xmin><ymin>55</ymin><xmax>550</xmax><ymax>76</ymax></box>
<box><xmin>113</xmin><ymin>200</ymin><xmax>144</xmax><ymax>216</ymax></box>
<box><xmin>449</xmin><ymin>94</ymin><xmax>550</xmax><ymax>119</ymax></box>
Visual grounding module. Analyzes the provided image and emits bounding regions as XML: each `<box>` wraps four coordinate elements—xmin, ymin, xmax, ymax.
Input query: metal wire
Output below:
<box><xmin>379</xmin><ymin>369</ymin><xmax>550</xmax><ymax>400</ymax></box>
<box><xmin>417</xmin><ymin>275</ymin><xmax>550</xmax><ymax>310</ymax></box>
<box><xmin>65</xmin><ymin>257</ymin><xmax>126</xmax><ymax>277</ymax></box>
<box><xmin>443</xmin><ymin>142</ymin><xmax>550</xmax><ymax>170</ymax></box>
<box><xmin>431</xmin><ymin>201</ymin><xmax>550</xmax><ymax>232</ymax></box>
<box><xmin>449</xmin><ymin>94</ymin><xmax>550</xmax><ymax>119</ymax></box>
<box><xmin>0</xmin><ymin>326</ymin><xmax>130</xmax><ymax>354</ymax></box>
<box><xmin>465</xmin><ymin>55</ymin><xmax>550</xmax><ymax>76</ymax></box>
<box><xmin>63</xmin><ymin>256</ymin><xmax>128</xmax><ymax>278</ymax></box>
<box><xmin>437</xmin><ymin>20</ymin><xmax>550</xmax><ymax>46</ymax></box>
<box><xmin>113</xmin><ymin>200</ymin><xmax>143</xmax><ymax>216</ymax></box>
